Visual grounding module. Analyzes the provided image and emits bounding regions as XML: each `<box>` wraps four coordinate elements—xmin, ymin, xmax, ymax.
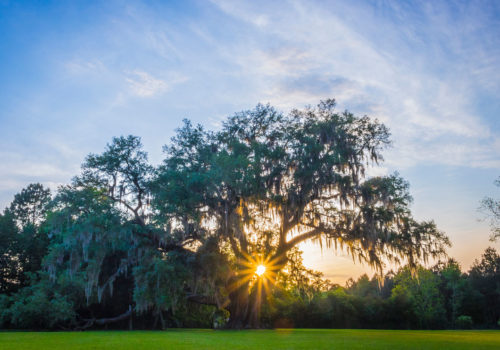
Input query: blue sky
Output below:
<box><xmin>1</xmin><ymin>0</ymin><xmax>499</xmax><ymax>283</ymax></box>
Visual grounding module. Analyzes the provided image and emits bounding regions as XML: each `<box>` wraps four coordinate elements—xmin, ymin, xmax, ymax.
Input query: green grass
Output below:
<box><xmin>1</xmin><ymin>329</ymin><xmax>499</xmax><ymax>350</ymax></box>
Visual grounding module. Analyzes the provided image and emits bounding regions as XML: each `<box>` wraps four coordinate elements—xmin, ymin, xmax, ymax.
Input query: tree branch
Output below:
<box><xmin>78</xmin><ymin>305</ymin><xmax>133</xmax><ymax>330</ymax></box>
<box><xmin>187</xmin><ymin>294</ymin><xmax>224</xmax><ymax>307</ymax></box>
<box><xmin>282</xmin><ymin>227</ymin><xmax>322</xmax><ymax>252</ymax></box>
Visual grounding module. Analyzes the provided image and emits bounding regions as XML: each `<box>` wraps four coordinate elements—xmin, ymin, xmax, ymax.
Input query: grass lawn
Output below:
<box><xmin>1</xmin><ymin>329</ymin><xmax>499</xmax><ymax>350</ymax></box>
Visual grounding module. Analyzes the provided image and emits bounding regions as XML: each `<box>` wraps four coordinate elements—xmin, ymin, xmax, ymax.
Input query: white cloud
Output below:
<box><xmin>211</xmin><ymin>0</ymin><xmax>500</xmax><ymax>169</ymax></box>
<box><xmin>125</xmin><ymin>70</ymin><xmax>188</xmax><ymax>98</ymax></box>
<box><xmin>65</xmin><ymin>59</ymin><xmax>105</xmax><ymax>75</ymax></box>
<box><xmin>0</xmin><ymin>149</ymin><xmax>79</xmax><ymax>209</ymax></box>
<box><xmin>125</xmin><ymin>70</ymin><xmax>169</xmax><ymax>97</ymax></box>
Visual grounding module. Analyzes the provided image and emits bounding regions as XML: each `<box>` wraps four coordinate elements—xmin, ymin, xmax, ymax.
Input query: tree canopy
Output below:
<box><xmin>150</xmin><ymin>99</ymin><xmax>449</xmax><ymax>326</ymax></box>
<box><xmin>0</xmin><ymin>183</ymin><xmax>51</xmax><ymax>295</ymax></box>
<box><xmin>0</xmin><ymin>99</ymin><xmax>451</xmax><ymax>329</ymax></box>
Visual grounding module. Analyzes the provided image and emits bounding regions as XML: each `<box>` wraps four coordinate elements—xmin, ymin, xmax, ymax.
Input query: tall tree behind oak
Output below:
<box><xmin>0</xmin><ymin>184</ymin><xmax>51</xmax><ymax>294</ymax></box>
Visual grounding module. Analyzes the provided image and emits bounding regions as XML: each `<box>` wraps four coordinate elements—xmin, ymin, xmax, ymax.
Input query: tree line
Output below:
<box><xmin>0</xmin><ymin>100</ymin><xmax>496</xmax><ymax>329</ymax></box>
<box><xmin>262</xmin><ymin>250</ymin><xmax>500</xmax><ymax>329</ymax></box>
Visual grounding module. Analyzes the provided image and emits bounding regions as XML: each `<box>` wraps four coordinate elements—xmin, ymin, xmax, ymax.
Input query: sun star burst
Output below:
<box><xmin>255</xmin><ymin>264</ymin><xmax>266</xmax><ymax>276</ymax></box>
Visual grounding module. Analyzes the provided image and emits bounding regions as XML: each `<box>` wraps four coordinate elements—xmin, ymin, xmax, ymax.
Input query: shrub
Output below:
<box><xmin>456</xmin><ymin>315</ymin><xmax>473</xmax><ymax>329</ymax></box>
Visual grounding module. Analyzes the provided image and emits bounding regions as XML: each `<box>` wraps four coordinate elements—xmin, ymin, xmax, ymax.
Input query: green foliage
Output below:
<box><xmin>391</xmin><ymin>266</ymin><xmax>447</xmax><ymax>329</ymax></box>
<box><xmin>133</xmin><ymin>251</ymin><xmax>191</xmax><ymax>314</ymax></box>
<box><xmin>1</xmin><ymin>276</ymin><xmax>76</xmax><ymax>329</ymax></box>
<box><xmin>0</xmin><ymin>184</ymin><xmax>51</xmax><ymax>294</ymax></box>
<box><xmin>467</xmin><ymin>247</ymin><xmax>500</xmax><ymax>326</ymax></box>
<box><xmin>151</xmin><ymin>100</ymin><xmax>450</xmax><ymax>327</ymax></box>
<box><xmin>0</xmin><ymin>101</ymin><xmax>456</xmax><ymax>329</ymax></box>
<box><xmin>263</xmin><ymin>261</ymin><xmax>480</xmax><ymax>330</ymax></box>
<box><xmin>0</xmin><ymin>210</ymin><xmax>19</xmax><ymax>294</ymax></box>
<box><xmin>153</xmin><ymin>101</ymin><xmax>449</xmax><ymax>275</ymax></box>
<box><xmin>456</xmin><ymin>315</ymin><xmax>473</xmax><ymax>329</ymax></box>
<box><xmin>433</xmin><ymin>259</ymin><xmax>469</xmax><ymax>328</ymax></box>
<box><xmin>44</xmin><ymin>186</ymin><xmax>135</xmax><ymax>306</ymax></box>
<box><xmin>33</xmin><ymin>136</ymin><xmax>208</xmax><ymax>329</ymax></box>
<box><xmin>10</xmin><ymin>183</ymin><xmax>51</xmax><ymax>227</ymax></box>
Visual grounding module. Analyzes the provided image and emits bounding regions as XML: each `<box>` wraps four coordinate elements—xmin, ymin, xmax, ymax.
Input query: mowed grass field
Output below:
<box><xmin>1</xmin><ymin>329</ymin><xmax>499</xmax><ymax>350</ymax></box>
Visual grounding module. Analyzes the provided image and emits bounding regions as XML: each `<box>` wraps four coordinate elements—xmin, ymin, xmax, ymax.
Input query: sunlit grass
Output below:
<box><xmin>1</xmin><ymin>329</ymin><xmax>499</xmax><ymax>350</ymax></box>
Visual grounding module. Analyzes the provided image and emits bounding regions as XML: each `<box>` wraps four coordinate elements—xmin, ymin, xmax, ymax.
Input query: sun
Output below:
<box><xmin>255</xmin><ymin>264</ymin><xmax>266</xmax><ymax>277</ymax></box>
<box><xmin>227</xmin><ymin>252</ymin><xmax>281</xmax><ymax>293</ymax></box>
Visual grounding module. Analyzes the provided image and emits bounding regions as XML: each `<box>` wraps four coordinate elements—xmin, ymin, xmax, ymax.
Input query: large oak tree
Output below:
<box><xmin>152</xmin><ymin>99</ymin><xmax>449</xmax><ymax>327</ymax></box>
<box><xmin>32</xmin><ymin>99</ymin><xmax>450</xmax><ymax>329</ymax></box>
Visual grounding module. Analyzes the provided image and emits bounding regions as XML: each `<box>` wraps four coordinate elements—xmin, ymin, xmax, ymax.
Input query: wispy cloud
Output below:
<box><xmin>126</xmin><ymin>70</ymin><xmax>189</xmax><ymax>97</ymax></box>
<box><xmin>1</xmin><ymin>0</ymin><xmax>499</xmax><ymax>276</ymax></box>
<box><xmin>125</xmin><ymin>70</ymin><xmax>169</xmax><ymax>97</ymax></box>
<box><xmin>211</xmin><ymin>0</ymin><xmax>500</xmax><ymax>169</ymax></box>
<box><xmin>65</xmin><ymin>59</ymin><xmax>105</xmax><ymax>75</ymax></box>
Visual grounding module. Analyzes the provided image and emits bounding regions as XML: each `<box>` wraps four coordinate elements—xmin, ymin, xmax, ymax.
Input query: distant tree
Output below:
<box><xmin>433</xmin><ymin>259</ymin><xmax>469</xmax><ymax>327</ymax></box>
<box><xmin>0</xmin><ymin>210</ymin><xmax>19</xmax><ymax>294</ymax></box>
<box><xmin>261</xmin><ymin>249</ymin><xmax>333</xmax><ymax>328</ymax></box>
<box><xmin>10</xmin><ymin>183</ymin><xmax>51</xmax><ymax>227</ymax></box>
<box><xmin>468</xmin><ymin>247</ymin><xmax>500</xmax><ymax>326</ymax></box>
<box><xmin>455</xmin><ymin>315</ymin><xmax>473</xmax><ymax>329</ymax></box>
<box><xmin>1</xmin><ymin>274</ymin><xmax>76</xmax><ymax>329</ymax></box>
<box><xmin>391</xmin><ymin>266</ymin><xmax>447</xmax><ymax>329</ymax></box>
<box><xmin>346</xmin><ymin>274</ymin><xmax>381</xmax><ymax>298</ymax></box>
<box><xmin>274</xmin><ymin>248</ymin><xmax>333</xmax><ymax>302</ymax></box>
<box><xmin>480</xmin><ymin>177</ymin><xmax>500</xmax><ymax>241</ymax></box>
<box><xmin>0</xmin><ymin>184</ymin><xmax>51</xmax><ymax>294</ymax></box>
<box><xmin>152</xmin><ymin>99</ymin><xmax>450</xmax><ymax>328</ymax></box>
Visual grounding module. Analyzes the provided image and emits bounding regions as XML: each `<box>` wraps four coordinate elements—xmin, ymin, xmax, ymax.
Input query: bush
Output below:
<box><xmin>0</xmin><ymin>294</ymin><xmax>10</xmax><ymax>328</ymax></box>
<box><xmin>456</xmin><ymin>315</ymin><xmax>473</xmax><ymax>329</ymax></box>
<box><xmin>3</xmin><ymin>279</ymin><xmax>76</xmax><ymax>329</ymax></box>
